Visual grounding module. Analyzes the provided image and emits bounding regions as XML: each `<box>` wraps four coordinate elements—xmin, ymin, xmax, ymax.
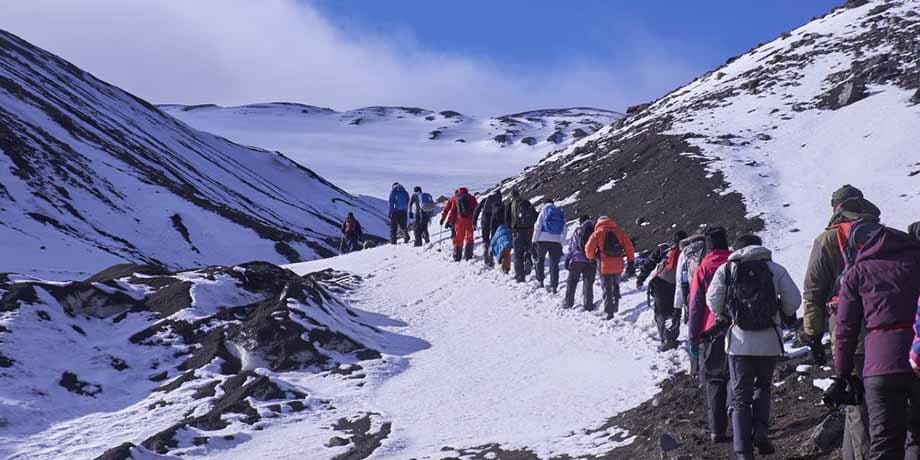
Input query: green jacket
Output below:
<box><xmin>802</xmin><ymin>199</ymin><xmax>881</xmax><ymax>340</ymax></box>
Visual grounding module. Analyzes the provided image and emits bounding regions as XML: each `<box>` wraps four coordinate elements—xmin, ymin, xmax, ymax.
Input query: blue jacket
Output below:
<box><xmin>490</xmin><ymin>225</ymin><xmax>513</xmax><ymax>260</ymax></box>
<box><xmin>389</xmin><ymin>185</ymin><xmax>410</xmax><ymax>212</ymax></box>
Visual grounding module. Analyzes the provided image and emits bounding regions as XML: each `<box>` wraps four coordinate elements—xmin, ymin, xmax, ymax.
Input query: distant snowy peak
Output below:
<box><xmin>161</xmin><ymin>103</ymin><xmax>623</xmax><ymax>147</ymax></box>
<box><xmin>494</xmin><ymin>0</ymin><xmax>920</xmax><ymax>252</ymax></box>
<box><xmin>0</xmin><ymin>30</ymin><xmax>388</xmax><ymax>278</ymax></box>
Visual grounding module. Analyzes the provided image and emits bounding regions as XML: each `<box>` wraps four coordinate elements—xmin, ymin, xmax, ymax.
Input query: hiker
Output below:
<box><xmin>563</xmin><ymin>216</ymin><xmax>597</xmax><ymax>310</ymax></box>
<box><xmin>474</xmin><ymin>190</ymin><xmax>504</xmax><ymax>266</ymax></box>
<box><xmin>532</xmin><ymin>200</ymin><xmax>566</xmax><ymax>293</ymax></box>
<box><xmin>444</xmin><ymin>187</ymin><xmax>478</xmax><ymax>262</ymax></box>
<box><xmin>409</xmin><ymin>186</ymin><xmax>435</xmax><ymax>247</ymax></box>
<box><xmin>707</xmin><ymin>234</ymin><xmax>801</xmax><ymax>460</ymax></box>
<box><xmin>688</xmin><ymin>226</ymin><xmax>732</xmax><ymax>444</ymax></box>
<box><xmin>440</xmin><ymin>189</ymin><xmax>460</xmax><ymax>240</ymax></box>
<box><xmin>504</xmin><ymin>189</ymin><xmax>538</xmax><ymax>282</ymax></box>
<box><xmin>827</xmin><ymin>222</ymin><xmax>920</xmax><ymax>460</ymax></box>
<box><xmin>676</xmin><ymin>232</ymin><xmax>707</xmax><ymax>376</ymax></box>
<box><xmin>802</xmin><ymin>185</ymin><xmax>881</xmax><ymax>460</ymax></box>
<box><xmin>388</xmin><ymin>182</ymin><xmax>411</xmax><ymax>245</ymax></box>
<box><xmin>339</xmin><ymin>212</ymin><xmax>363</xmax><ymax>254</ymax></box>
<box><xmin>637</xmin><ymin>230</ymin><xmax>688</xmax><ymax>352</ymax></box>
<box><xmin>490</xmin><ymin>224</ymin><xmax>513</xmax><ymax>274</ymax></box>
<box><xmin>585</xmin><ymin>216</ymin><xmax>635</xmax><ymax>318</ymax></box>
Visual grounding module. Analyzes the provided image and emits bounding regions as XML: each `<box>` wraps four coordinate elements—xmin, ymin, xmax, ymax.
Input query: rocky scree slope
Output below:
<box><xmin>0</xmin><ymin>30</ymin><xmax>386</xmax><ymax>279</ymax></box>
<box><xmin>0</xmin><ymin>262</ymin><xmax>393</xmax><ymax>459</ymax></box>
<box><xmin>493</xmin><ymin>0</ymin><xmax>920</xmax><ymax>251</ymax></box>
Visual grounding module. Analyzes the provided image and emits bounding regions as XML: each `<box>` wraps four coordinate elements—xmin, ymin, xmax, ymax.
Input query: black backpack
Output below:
<box><xmin>513</xmin><ymin>200</ymin><xmax>537</xmax><ymax>228</ymax></box>
<box><xmin>457</xmin><ymin>193</ymin><xmax>474</xmax><ymax>217</ymax></box>
<box><xmin>603</xmin><ymin>230</ymin><xmax>624</xmax><ymax>257</ymax></box>
<box><xmin>726</xmin><ymin>260</ymin><xmax>779</xmax><ymax>331</ymax></box>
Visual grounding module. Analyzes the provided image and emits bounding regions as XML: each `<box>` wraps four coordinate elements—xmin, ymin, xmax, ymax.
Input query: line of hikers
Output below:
<box><xmin>338</xmin><ymin>183</ymin><xmax>437</xmax><ymax>253</ymax></box>
<box><xmin>347</xmin><ymin>182</ymin><xmax>920</xmax><ymax>460</ymax></box>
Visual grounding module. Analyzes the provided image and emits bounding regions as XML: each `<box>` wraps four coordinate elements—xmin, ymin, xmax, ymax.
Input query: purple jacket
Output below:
<box><xmin>835</xmin><ymin>229</ymin><xmax>920</xmax><ymax>378</ymax></box>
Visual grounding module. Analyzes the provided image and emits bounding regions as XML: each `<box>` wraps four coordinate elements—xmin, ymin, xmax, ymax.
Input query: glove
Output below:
<box><xmin>636</xmin><ymin>279</ymin><xmax>643</xmax><ymax>291</ymax></box>
<box><xmin>689</xmin><ymin>343</ymin><xmax>700</xmax><ymax>359</ymax></box>
<box><xmin>625</xmin><ymin>261</ymin><xmax>636</xmax><ymax>278</ymax></box>
<box><xmin>564</xmin><ymin>257</ymin><xmax>571</xmax><ymax>270</ymax></box>
<box><xmin>409</xmin><ymin>212</ymin><xmax>414</xmax><ymax>220</ymax></box>
<box><xmin>822</xmin><ymin>376</ymin><xmax>848</xmax><ymax>409</ymax></box>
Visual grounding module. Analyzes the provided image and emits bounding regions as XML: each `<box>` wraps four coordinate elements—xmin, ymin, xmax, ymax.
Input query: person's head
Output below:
<box><xmin>909</xmin><ymin>221</ymin><xmax>920</xmax><ymax>243</ymax></box>
<box><xmin>579</xmin><ymin>214</ymin><xmax>591</xmax><ymax>224</ymax></box>
<box><xmin>734</xmin><ymin>234</ymin><xmax>763</xmax><ymax>250</ymax></box>
<box><xmin>413</xmin><ymin>186</ymin><xmax>422</xmax><ymax>193</ymax></box>
<box><xmin>832</xmin><ymin>184</ymin><xmax>863</xmax><ymax>209</ymax></box>
<box><xmin>392</xmin><ymin>182</ymin><xmax>400</xmax><ymax>189</ymax></box>
<box><xmin>347</xmin><ymin>212</ymin><xmax>354</xmax><ymax>218</ymax></box>
<box><xmin>510</xmin><ymin>188</ymin><xmax>520</xmax><ymax>198</ymax></box>
<box><xmin>673</xmin><ymin>230</ymin><xmax>688</xmax><ymax>243</ymax></box>
<box><xmin>705</xmin><ymin>226</ymin><xmax>729</xmax><ymax>250</ymax></box>
<box><xmin>493</xmin><ymin>189</ymin><xmax>502</xmax><ymax>198</ymax></box>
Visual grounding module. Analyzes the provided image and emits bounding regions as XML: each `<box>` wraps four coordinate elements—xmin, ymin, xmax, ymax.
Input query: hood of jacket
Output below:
<box><xmin>728</xmin><ymin>245</ymin><xmax>773</xmax><ymax>263</ymax></box>
<box><xmin>856</xmin><ymin>228</ymin><xmax>920</xmax><ymax>264</ymax></box>
<box><xmin>828</xmin><ymin>197</ymin><xmax>881</xmax><ymax>228</ymax></box>
<box><xmin>595</xmin><ymin>217</ymin><xmax>618</xmax><ymax>231</ymax></box>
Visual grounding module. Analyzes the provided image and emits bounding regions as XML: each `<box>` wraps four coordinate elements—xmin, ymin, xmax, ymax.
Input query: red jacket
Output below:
<box><xmin>440</xmin><ymin>193</ymin><xmax>458</xmax><ymax>225</ymax></box>
<box><xmin>585</xmin><ymin>217</ymin><xmax>635</xmax><ymax>275</ymax></box>
<box><xmin>688</xmin><ymin>249</ymin><xmax>731</xmax><ymax>344</ymax></box>
<box><xmin>445</xmin><ymin>188</ymin><xmax>477</xmax><ymax>224</ymax></box>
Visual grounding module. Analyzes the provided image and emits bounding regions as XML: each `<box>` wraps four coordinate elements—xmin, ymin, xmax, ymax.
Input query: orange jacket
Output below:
<box><xmin>585</xmin><ymin>217</ymin><xmax>635</xmax><ymax>275</ymax></box>
<box><xmin>444</xmin><ymin>188</ymin><xmax>477</xmax><ymax>224</ymax></box>
<box><xmin>440</xmin><ymin>194</ymin><xmax>458</xmax><ymax>225</ymax></box>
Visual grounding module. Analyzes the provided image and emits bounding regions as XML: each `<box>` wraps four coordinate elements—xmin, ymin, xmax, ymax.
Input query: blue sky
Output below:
<box><xmin>1</xmin><ymin>0</ymin><xmax>843</xmax><ymax>114</ymax></box>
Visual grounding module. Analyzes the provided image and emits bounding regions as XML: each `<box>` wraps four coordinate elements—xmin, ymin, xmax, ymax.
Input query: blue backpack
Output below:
<box><xmin>541</xmin><ymin>206</ymin><xmax>565</xmax><ymax>235</ymax></box>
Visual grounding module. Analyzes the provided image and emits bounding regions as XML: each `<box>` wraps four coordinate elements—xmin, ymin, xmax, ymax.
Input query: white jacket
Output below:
<box><xmin>706</xmin><ymin>245</ymin><xmax>801</xmax><ymax>356</ymax></box>
<box><xmin>532</xmin><ymin>205</ymin><xmax>566</xmax><ymax>245</ymax></box>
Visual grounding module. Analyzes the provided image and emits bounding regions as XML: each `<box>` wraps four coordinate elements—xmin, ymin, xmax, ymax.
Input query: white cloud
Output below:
<box><xmin>0</xmin><ymin>0</ymin><xmax>700</xmax><ymax>115</ymax></box>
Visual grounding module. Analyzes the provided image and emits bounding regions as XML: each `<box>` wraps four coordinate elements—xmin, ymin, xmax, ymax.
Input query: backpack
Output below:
<box><xmin>420</xmin><ymin>193</ymin><xmax>436</xmax><ymax>213</ymax></box>
<box><xmin>512</xmin><ymin>200</ymin><xmax>538</xmax><ymax>228</ymax></box>
<box><xmin>726</xmin><ymin>260</ymin><xmax>779</xmax><ymax>331</ymax></box>
<box><xmin>655</xmin><ymin>245</ymin><xmax>680</xmax><ymax>284</ymax></box>
<box><xmin>681</xmin><ymin>241</ymin><xmax>705</xmax><ymax>285</ymax></box>
<box><xmin>541</xmin><ymin>206</ymin><xmax>565</xmax><ymax>235</ymax></box>
<box><xmin>830</xmin><ymin>220</ymin><xmax>886</xmax><ymax>302</ymax></box>
<box><xmin>457</xmin><ymin>193</ymin><xmax>474</xmax><ymax>217</ymax></box>
<box><xmin>603</xmin><ymin>230</ymin><xmax>624</xmax><ymax>257</ymax></box>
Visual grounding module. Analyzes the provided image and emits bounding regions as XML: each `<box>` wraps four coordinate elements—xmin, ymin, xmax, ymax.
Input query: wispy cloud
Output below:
<box><xmin>0</xmin><ymin>0</ymin><xmax>701</xmax><ymax>115</ymax></box>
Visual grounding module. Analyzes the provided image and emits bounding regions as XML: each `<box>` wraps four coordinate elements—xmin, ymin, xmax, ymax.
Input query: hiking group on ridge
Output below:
<box><xmin>340</xmin><ymin>182</ymin><xmax>920</xmax><ymax>460</ymax></box>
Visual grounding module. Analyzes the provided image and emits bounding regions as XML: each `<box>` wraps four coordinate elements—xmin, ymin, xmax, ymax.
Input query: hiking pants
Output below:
<box><xmin>453</xmin><ymin>217</ymin><xmax>475</xmax><ymax>261</ymax></box>
<box><xmin>390</xmin><ymin>211</ymin><xmax>409</xmax><ymax>244</ymax></box>
<box><xmin>843</xmin><ymin>355</ymin><xmax>871</xmax><ymax>460</ymax></box>
<box><xmin>699</xmin><ymin>335</ymin><xmax>730</xmax><ymax>438</ymax></box>
<box><xmin>340</xmin><ymin>235</ymin><xmax>359</xmax><ymax>254</ymax></box>
<box><xmin>481</xmin><ymin>217</ymin><xmax>494</xmax><ymax>265</ymax></box>
<box><xmin>413</xmin><ymin>211</ymin><xmax>431</xmax><ymax>246</ymax></box>
<box><xmin>729</xmin><ymin>355</ymin><xmax>778</xmax><ymax>455</ymax></box>
<box><xmin>863</xmin><ymin>373</ymin><xmax>920</xmax><ymax>460</ymax></box>
<box><xmin>535</xmin><ymin>242</ymin><xmax>562</xmax><ymax>290</ymax></box>
<box><xmin>512</xmin><ymin>228</ymin><xmax>533</xmax><ymax>282</ymax></box>
<box><xmin>600</xmin><ymin>274</ymin><xmax>621</xmax><ymax>317</ymax></box>
<box><xmin>651</xmin><ymin>279</ymin><xmax>679</xmax><ymax>343</ymax></box>
<box><xmin>564</xmin><ymin>261</ymin><xmax>596</xmax><ymax>309</ymax></box>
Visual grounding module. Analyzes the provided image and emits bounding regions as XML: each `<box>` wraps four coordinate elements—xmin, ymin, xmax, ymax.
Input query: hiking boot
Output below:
<box><xmin>452</xmin><ymin>247</ymin><xmax>462</xmax><ymax>262</ymax></box>
<box><xmin>755</xmin><ymin>440</ymin><xmax>776</xmax><ymax>455</ymax></box>
<box><xmin>463</xmin><ymin>243</ymin><xmax>474</xmax><ymax>260</ymax></box>
<box><xmin>710</xmin><ymin>434</ymin><xmax>730</xmax><ymax>444</ymax></box>
<box><xmin>658</xmin><ymin>340</ymin><xmax>679</xmax><ymax>352</ymax></box>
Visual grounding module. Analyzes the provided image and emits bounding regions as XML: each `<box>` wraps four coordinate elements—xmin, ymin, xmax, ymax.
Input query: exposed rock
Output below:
<box><xmin>93</xmin><ymin>442</ymin><xmax>136</xmax><ymax>460</ymax></box>
<box><xmin>626</xmin><ymin>103</ymin><xmax>652</xmax><ymax>115</ymax></box>
<box><xmin>520</xmin><ymin>136</ymin><xmax>537</xmax><ymax>146</ymax></box>
<box><xmin>546</xmin><ymin>131</ymin><xmax>566</xmax><ymax>144</ymax></box>
<box><xmin>803</xmin><ymin>410</ymin><xmax>845</xmax><ymax>455</ymax></box>
<box><xmin>60</xmin><ymin>371</ymin><xmax>102</xmax><ymax>397</ymax></box>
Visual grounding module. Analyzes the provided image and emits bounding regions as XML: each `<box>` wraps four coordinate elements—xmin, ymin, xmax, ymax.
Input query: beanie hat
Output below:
<box><xmin>832</xmin><ymin>184</ymin><xmax>863</xmax><ymax>208</ymax></box>
<box><xmin>673</xmin><ymin>230</ymin><xmax>688</xmax><ymax>243</ymax></box>
<box><xmin>705</xmin><ymin>226</ymin><xmax>729</xmax><ymax>250</ymax></box>
<box><xmin>734</xmin><ymin>234</ymin><xmax>763</xmax><ymax>249</ymax></box>
<box><xmin>413</xmin><ymin>186</ymin><xmax>422</xmax><ymax>193</ymax></box>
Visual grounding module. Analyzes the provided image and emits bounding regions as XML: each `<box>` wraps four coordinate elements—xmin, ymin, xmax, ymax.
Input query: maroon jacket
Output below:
<box><xmin>834</xmin><ymin>229</ymin><xmax>920</xmax><ymax>378</ymax></box>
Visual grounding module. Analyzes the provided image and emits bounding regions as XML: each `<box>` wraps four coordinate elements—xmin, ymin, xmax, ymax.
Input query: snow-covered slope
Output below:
<box><xmin>161</xmin><ymin>103</ymin><xmax>622</xmax><ymax>198</ymax></box>
<box><xmin>496</xmin><ymin>0</ymin><xmax>920</xmax><ymax>273</ymax></box>
<box><xmin>0</xmin><ymin>243</ymin><xmax>680</xmax><ymax>460</ymax></box>
<box><xmin>0</xmin><ymin>30</ymin><xmax>387</xmax><ymax>280</ymax></box>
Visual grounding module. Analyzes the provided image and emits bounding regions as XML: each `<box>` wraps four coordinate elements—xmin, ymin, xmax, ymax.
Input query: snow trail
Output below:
<box><xmin>282</xmin><ymin>239</ymin><xmax>684</xmax><ymax>458</ymax></box>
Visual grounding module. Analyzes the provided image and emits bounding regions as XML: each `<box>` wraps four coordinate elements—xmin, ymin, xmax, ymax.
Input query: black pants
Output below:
<box><xmin>535</xmin><ymin>242</ymin><xmax>562</xmax><ymax>290</ymax></box>
<box><xmin>564</xmin><ymin>261</ymin><xmax>596</xmax><ymax>309</ymax></box>
<box><xmin>729</xmin><ymin>355</ymin><xmax>778</xmax><ymax>454</ymax></box>
<box><xmin>413</xmin><ymin>212</ymin><xmax>431</xmax><ymax>246</ymax></box>
<box><xmin>651</xmin><ymin>279</ymin><xmax>679</xmax><ymax>343</ymax></box>
<box><xmin>512</xmin><ymin>228</ymin><xmax>533</xmax><ymax>282</ymax></box>
<box><xmin>600</xmin><ymin>274</ymin><xmax>620</xmax><ymax>317</ymax></box>
<box><xmin>481</xmin><ymin>219</ymin><xmax>494</xmax><ymax>265</ymax></box>
<box><xmin>340</xmin><ymin>235</ymin><xmax>359</xmax><ymax>253</ymax></box>
<box><xmin>699</xmin><ymin>335</ymin><xmax>730</xmax><ymax>437</ymax></box>
<box><xmin>390</xmin><ymin>211</ymin><xmax>409</xmax><ymax>244</ymax></box>
<box><xmin>863</xmin><ymin>373</ymin><xmax>920</xmax><ymax>460</ymax></box>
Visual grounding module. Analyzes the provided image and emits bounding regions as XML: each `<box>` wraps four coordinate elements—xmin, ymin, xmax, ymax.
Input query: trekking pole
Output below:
<box><xmin>438</xmin><ymin>227</ymin><xmax>443</xmax><ymax>252</ymax></box>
